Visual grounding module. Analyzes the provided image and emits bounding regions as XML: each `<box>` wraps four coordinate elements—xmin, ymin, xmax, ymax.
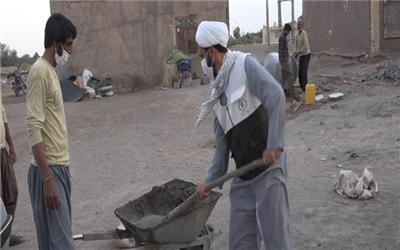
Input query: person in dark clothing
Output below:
<box><xmin>0</xmin><ymin>100</ymin><xmax>25</xmax><ymax>246</ymax></box>
<box><xmin>279</xmin><ymin>23</ymin><xmax>299</xmax><ymax>101</ymax></box>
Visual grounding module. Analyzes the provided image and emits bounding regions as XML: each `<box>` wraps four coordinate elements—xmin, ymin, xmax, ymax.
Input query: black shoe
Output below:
<box><xmin>9</xmin><ymin>234</ymin><xmax>25</xmax><ymax>246</ymax></box>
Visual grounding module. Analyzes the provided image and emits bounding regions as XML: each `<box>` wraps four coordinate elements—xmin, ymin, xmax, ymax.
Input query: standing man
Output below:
<box><xmin>294</xmin><ymin>18</ymin><xmax>311</xmax><ymax>92</ymax></box>
<box><xmin>195</xmin><ymin>21</ymin><xmax>291</xmax><ymax>250</ymax></box>
<box><xmin>1</xmin><ymin>97</ymin><xmax>24</xmax><ymax>246</ymax></box>
<box><xmin>279</xmin><ymin>23</ymin><xmax>299</xmax><ymax>101</ymax></box>
<box><xmin>26</xmin><ymin>13</ymin><xmax>77</xmax><ymax>250</ymax></box>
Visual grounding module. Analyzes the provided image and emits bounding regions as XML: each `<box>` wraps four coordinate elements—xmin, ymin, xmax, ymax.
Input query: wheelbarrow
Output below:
<box><xmin>74</xmin><ymin>179</ymin><xmax>222</xmax><ymax>249</ymax></box>
<box><xmin>115</xmin><ymin>178</ymin><xmax>222</xmax><ymax>244</ymax></box>
<box><xmin>74</xmin><ymin>159</ymin><xmax>267</xmax><ymax>248</ymax></box>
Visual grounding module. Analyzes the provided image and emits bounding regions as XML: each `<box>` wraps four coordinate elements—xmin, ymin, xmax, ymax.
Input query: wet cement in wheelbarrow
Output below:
<box><xmin>135</xmin><ymin>214</ymin><xmax>168</xmax><ymax>228</ymax></box>
<box><xmin>116</xmin><ymin>179</ymin><xmax>198</xmax><ymax>229</ymax></box>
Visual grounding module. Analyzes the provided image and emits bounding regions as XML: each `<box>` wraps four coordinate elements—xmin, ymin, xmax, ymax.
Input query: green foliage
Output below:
<box><xmin>228</xmin><ymin>28</ymin><xmax>263</xmax><ymax>46</ymax></box>
<box><xmin>1</xmin><ymin>43</ymin><xmax>18</xmax><ymax>66</ymax></box>
<box><xmin>1</xmin><ymin>42</ymin><xmax>39</xmax><ymax>67</ymax></box>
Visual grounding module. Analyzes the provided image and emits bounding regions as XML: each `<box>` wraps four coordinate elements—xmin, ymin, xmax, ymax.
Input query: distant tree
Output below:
<box><xmin>1</xmin><ymin>43</ymin><xmax>10</xmax><ymax>66</ymax></box>
<box><xmin>32</xmin><ymin>52</ymin><xmax>40</xmax><ymax>61</ymax></box>
<box><xmin>1</xmin><ymin>42</ymin><xmax>18</xmax><ymax>66</ymax></box>
<box><xmin>8</xmin><ymin>49</ymin><xmax>18</xmax><ymax>66</ymax></box>
<box><xmin>20</xmin><ymin>54</ymin><xmax>31</xmax><ymax>64</ymax></box>
<box><xmin>228</xmin><ymin>28</ymin><xmax>264</xmax><ymax>46</ymax></box>
<box><xmin>233</xmin><ymin>27</ymin><xmax>241</xmax><ymax>39</ymax></box>
<box><xmin>19</xmin><ymin>52</ymin><xmax>39</xmax><ymax>65</ymax></box>
<box><xmin>0</xmin><ymin>42</ymin><xmax>39</xmax><ymax>67</ymax></box>
<box><xmin>255</xmin><ymin>28</ymin><xmax>263</xmax><ymax>39</ymax></box>
<box><xmin>0</xmin><ymin>43</ymin><xmax>7</xmax><ymax>56</ymax></box>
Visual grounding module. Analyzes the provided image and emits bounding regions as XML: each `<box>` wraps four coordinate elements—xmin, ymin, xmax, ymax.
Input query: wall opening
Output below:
<box><xmin>175</xmin><ymin>15</ymin><xmax>198</xmax><ymax>54</ymax></box>
<box><xmin>383</xmin><ymin>0</ymin><xmax>400</xmax><ymax>39</ymax></box>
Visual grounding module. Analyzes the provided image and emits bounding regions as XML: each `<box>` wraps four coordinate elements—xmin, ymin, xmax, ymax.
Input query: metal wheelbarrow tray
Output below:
<box><xmin>114</xmin><ymin>179</ymin><xmax>222</xmax><ymax>244</ymax></box>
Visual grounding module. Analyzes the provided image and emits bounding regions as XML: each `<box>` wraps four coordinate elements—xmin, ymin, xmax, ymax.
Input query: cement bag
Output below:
<box><xmin>82</xmin><ymin>69</ymin><xmax>93</xmax><ymax>88</ymax></box>
<box><xmin>334</xmin><ymin>168</ymin><xmax>378</xmax><ymax>200</ymax></box>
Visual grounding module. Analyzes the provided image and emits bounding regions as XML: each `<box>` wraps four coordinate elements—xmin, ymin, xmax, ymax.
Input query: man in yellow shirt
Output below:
<box><xmin>294</xmin><ymin>18</ymin><xmax>311</xmax><ymax>92</ymax></box>
<box><xmin>26</xmin><ymin>13</ymin><xmax>77</xmax><ymax>250</ymax></box>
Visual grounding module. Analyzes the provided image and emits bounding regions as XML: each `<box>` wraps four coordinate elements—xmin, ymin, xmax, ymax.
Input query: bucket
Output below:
<box><xmin>305</xmin><ymin>83</ymin><xmax>316</xmax><ymax>104</ymax></box>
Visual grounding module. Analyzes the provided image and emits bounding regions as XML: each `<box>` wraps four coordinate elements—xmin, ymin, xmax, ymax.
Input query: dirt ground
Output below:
<box><xmin>2</xmin><ymin>46</ymin><xmax>400</xmax><ymax>250</ymax></box>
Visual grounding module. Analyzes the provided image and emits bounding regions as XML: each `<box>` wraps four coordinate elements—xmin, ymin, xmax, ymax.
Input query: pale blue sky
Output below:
<box><xmin>229</xmin><ymin>0</ymin><xmax>303</xmax><ymax>35</ymax></box>
<box><xmin>0</xmin><ymin>0</ymin><xmax>302</xmax><ymax>57</ymax></box>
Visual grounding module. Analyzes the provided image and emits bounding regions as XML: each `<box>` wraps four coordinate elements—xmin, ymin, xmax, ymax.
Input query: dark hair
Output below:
<box><xmin>284</xmin><ymin>23</ymin><xmax>292</xmax><ymax>32</ymax></box>
<box><xmin>205</xmin><ymin>44</ymin><xmax>228</xmax><ymax>53</ymax></box>
<box><xmin>44</xmin><ymin>13</ymin><xmax>77</xmax><ymax>49</ymax></box>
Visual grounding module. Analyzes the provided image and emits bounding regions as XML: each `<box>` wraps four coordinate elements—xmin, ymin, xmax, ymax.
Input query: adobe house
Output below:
<box><xmin>50</xmin><ymin>0</ymin><xmax>229</xmax><ymax>92</ymax></box>
<box><xmin>303</xmin><ymin>0</ymin><xmax>400</xmax><ymax>56</ymax></box>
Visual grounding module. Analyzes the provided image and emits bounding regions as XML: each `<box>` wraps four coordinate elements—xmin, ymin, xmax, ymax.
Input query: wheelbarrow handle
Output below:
<box><xmin>73</xmin><ymin>229</ymin><xmax>132</xmax><ymax>241</ymax></box>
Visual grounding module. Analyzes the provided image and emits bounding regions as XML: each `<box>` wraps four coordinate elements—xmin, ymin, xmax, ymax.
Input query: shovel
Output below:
<box><xmin>135</xmin><ymin>158</ymin><xmax>268</xmax><ymax>229</ymax></box>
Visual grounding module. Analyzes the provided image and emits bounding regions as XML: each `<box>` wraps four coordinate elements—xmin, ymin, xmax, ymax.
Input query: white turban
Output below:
<box><xmin>195</xmin><ymin>21</ymin><xmax>229</xmax><ymax>48</ymax></box>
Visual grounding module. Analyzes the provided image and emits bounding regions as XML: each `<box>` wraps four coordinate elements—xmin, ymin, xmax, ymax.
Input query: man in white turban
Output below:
<box><xmin>195</xmin><ymin>21</ymin><xmax>229</xmax><ymax>48</ymax></box>
<box><xmin>195</xmin><ymin>21</ymin><xmax>292</xmax><ymax>250</ymax></box>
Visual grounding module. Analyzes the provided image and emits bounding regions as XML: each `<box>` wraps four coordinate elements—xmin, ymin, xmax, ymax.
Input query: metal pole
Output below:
<box><xmin>266</xmin><ymin>0</ymin><xmax>270</xmax><ymax>46</ymax></box>
<box><xmin>292</xmin><ymin>0</ymin><xmax>295</xmax><ymax>23</ymax></box>
<box><xmin>278</xmin><ymin>0</ymin><xmax>282</xmax><ymax>28</ymax></box>
<box><xmin>291</xmin><ymin>0</ymin><xmax>295</xmax><ymax>43</ymax></box>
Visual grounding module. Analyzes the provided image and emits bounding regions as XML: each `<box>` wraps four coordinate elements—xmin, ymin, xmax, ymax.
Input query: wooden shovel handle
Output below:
<box><xmin>204</xmin><ymin>158</ymin><xmax>266</xmax><ymax>191</ymax></box>
<box><xmin>165</xmin><ymin>158</ymin><xmax>267</xmax><ymax>222</ymax></box>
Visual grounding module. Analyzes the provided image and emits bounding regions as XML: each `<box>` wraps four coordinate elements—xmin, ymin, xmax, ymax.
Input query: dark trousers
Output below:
<box><xmin>298</xmin><ymin>54</ymin><xmax>311</xmax><ymax>92</ymax></box>
<box><xmin>0</xmin><ymin>148</ymin><xmax>18</xmax><ymax>218</ymax></box>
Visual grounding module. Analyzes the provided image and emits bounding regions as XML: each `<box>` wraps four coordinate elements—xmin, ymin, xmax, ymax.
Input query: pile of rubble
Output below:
<box><xmin>363</xmin><ymin>60</ymin><xmax>400</xmax><ymax>82</ymax></box>
<box><xmin>375</xmin><ymin>61</ymin><xmax>400</xmax><ymax>81</ymax></box>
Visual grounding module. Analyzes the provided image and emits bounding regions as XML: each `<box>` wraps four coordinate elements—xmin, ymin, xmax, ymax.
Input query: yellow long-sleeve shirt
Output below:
<box><xmin>26</xmin><ymin>58</ymin><xmax>70</xmax><ymax>166</ymax></box>
<box><xmin>295</xmin><ymin>30</ymin><xmax>311</xmax><ymax>56</ymax></box>
<box><xmin>0</xmin><ymin>99</ymin><xmax>7</xmax><ymax>149</ymax></box>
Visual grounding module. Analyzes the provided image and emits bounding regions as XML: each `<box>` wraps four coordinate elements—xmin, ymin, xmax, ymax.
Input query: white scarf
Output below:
<box><xmin>195</xmin><ymin>51</ymin><xmax>242</xmax><ymax>127</ymax></box>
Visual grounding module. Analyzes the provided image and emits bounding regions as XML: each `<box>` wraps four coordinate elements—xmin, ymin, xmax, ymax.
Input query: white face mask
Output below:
<box><xmin>201</xmin><ymin>58</ymin><xmax>214</xmax><ymax>80</ymax></box>
<box><xmin>55</xmin><ymin>44</ymin><xmax>70</xmax><ymax>66</ymax></box>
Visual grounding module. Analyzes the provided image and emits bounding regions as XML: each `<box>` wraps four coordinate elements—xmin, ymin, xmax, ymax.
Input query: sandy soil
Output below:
<box><xmin>2</xmin><ymin>47</ymin><xmax>399</xmax><ymax>250</ymax></box>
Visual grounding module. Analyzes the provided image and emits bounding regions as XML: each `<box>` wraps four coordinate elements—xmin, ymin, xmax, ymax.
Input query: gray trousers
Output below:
<box><xmin>28</xmin><ymin>165</ymin><xmax>74</xmax><ymax>250</ymax></box>
<box><xmin>229</xmin><ymin>153</ymin><xmax>292</xmax><ymax>250</ymax></box>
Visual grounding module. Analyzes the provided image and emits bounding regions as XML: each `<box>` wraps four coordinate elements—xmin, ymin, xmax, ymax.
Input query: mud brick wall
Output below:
<box><xmin>50</xmin><ymin>0</ymin><xmax>229</xmax><ymax>92</ymax></box>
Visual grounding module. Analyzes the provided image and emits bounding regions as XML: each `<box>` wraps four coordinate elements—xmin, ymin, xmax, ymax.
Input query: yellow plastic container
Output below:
<box><xmin>305</xmin><ymin>83</ymin><xmax>316</xmax><ymax>104</ymax></box>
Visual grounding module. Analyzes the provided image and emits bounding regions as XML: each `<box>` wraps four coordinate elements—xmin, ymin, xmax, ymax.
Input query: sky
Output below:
<box><xmin>229</xmin><ymin>0</ymin><xmax>303</xmax><ymax>35</ymax></box>
<box><xmin>0</xmin><ymin>0</ymin><xmax>302</xmax><ymax>57</ymax></box>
